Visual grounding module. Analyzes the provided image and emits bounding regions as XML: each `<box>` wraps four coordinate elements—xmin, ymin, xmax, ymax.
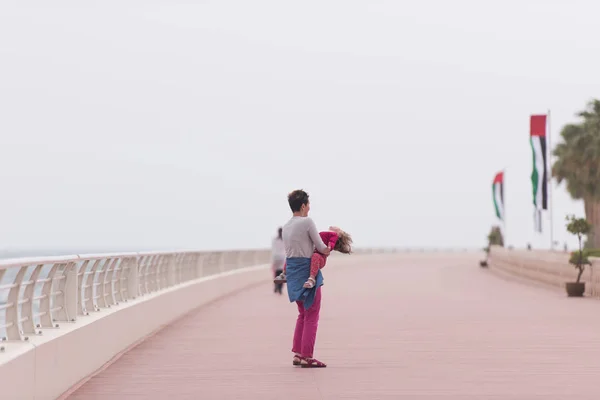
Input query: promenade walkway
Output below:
<box><xmin>67</xmin><ymin>253</ymin><xmax>600</xmax><ymax>399</ymax></box>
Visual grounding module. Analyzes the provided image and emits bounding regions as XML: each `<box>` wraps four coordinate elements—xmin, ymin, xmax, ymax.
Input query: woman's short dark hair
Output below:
<box><xmin>288</xmin><ymin>190</ymin><xmax>309</xmax><ymax>212</ymax></box>
<box><xmin>278</xmin><ymin>227</ymin><xmax>283</xmax><ymax>239</ymax></box>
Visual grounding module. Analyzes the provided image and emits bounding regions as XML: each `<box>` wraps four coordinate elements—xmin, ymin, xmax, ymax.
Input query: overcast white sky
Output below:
<box><xmin>0</xmin><ymin>0</ymin><xmax>597</xmax><ymax>254</ymax></box>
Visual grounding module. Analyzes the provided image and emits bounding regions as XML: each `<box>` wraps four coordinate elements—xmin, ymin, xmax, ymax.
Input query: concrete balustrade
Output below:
<box><xmin>0</xmin><ymin>249</ymin><xmax>271</xmax><ymax>400</ymax></box>
<box><xmin>488</xmin><ymin>245</ymin><xmax>600</xmax><ymax>297</ymax></box>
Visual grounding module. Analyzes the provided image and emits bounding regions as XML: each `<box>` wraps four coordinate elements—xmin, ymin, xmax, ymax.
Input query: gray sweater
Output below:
<box><xmin>282</xmin><ymin>216</ymin><xmax>328</xmax><ymax>258</ymax></box>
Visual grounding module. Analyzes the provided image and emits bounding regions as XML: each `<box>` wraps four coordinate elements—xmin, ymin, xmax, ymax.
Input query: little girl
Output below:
<box><xmin>274</xmin><ymin>226</ymin><xmax>352</xmax><ymax>288</ymax></box>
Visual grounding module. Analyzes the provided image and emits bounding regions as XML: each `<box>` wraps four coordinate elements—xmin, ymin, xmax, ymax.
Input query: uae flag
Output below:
<box><xmin>530</xmin><ymin>115</ymin><xmax>548</xmax><ymax>210</ymax></box>
<box><xmin>492</xmin><ymin>171</ymin><xmax>504</xmax><ymax>221</ymax></box>
<box><xmin>530</xmin><ymin>115</ymin><xmax>548</xmax><ymax>232</ymax></box>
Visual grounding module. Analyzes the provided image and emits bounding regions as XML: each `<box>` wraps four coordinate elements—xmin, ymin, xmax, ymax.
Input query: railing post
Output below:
<box><xmin>53</xmin><ymin>261</ymin><xmax>78</xmax><ymax>324</ymax></box>
<box><xmin>156</xmin><ymin>255</ymin><xmax>166</xmax><ymax>291</ymax></box>
<box><xmin>178</xmin><ymin>254</ymin><xmax>185</xmax><ymax>283</ymax></box>
<box><xmin>64</xmin><ymin>262</ymin><xmax>78</xmax><ymax>321</ymax></box>
<box><xmin>234</xmin><ymin>251</ymin><xmax>242</xmax><ymax>271</ymax></box>
<box><xmin>21</xmin><ymin>265</ymin><xmax>44</xmax><ymax>337</ymax></box>
<box><xmin>98</xmin><ymin>258</ymin><xmax>115</xmax><ymax>309</ymax></box>
<box><xmin>196</xmin><ymin>253</ymin><xmax>205</xmax><ymax>279</ymax></box>
<box><xmin>149</xmin><ymin>254</ymin><xmax>159</xmax><ymax>292</ymax></box>
<box><xmin>5</xmin><ymin>267</ymin><xmax>26</xmax><ymax>341</ymax></box>
<box><xmin>39</xmin><ymin>264</ymin><xmax>60</xmax><ymax>328</ymax></box>
<box><xmin>128</xmin><ymin>256</ymin><xmax>139</xmax><ymax>299</ymax></box>
<box><xmin>137</xmin><ymin>255</ymin><xmax>147</xmax><ymax>295</ymax></box>
<box><xmin>181</xmin><ymin>254</ymin><xmax>188</xmax><ymax>283</ymax></box>
<box><xmin>77</xmin><ymin>260</ymin><xmax>89</xmax><ymax>316</ymax></box>
<box><xmin>179</xmin><ymin>254</ymin><xmax>186</xmax><ymax>283</ymax></box>
<box><xmin>113</xmin><ymin>258</ymin><xmax>125</xmax><ymax>304</ymax></box>
<box><xmin>219</xmin><ymin>252</ymin><xmax>225</xmax><ymax>273</ymax></box>
<box><xmin>167</xmin><ymin>255</ymin><xmax>176</xmax><ymax>288</ymax></box>
<box><xmin>84</xmin><ymin>260</ymin><xmax>101</xmax><ymax>313</ymax></box>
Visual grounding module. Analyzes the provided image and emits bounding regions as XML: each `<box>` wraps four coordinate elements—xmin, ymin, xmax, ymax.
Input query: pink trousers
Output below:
<box><xmin>292</xmin><ymin>287</ymin><xmax>322</xmax><ymax>358</ymax></box>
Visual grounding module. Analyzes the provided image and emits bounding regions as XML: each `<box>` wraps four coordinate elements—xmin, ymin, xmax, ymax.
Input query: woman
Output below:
<box><xmin>281</xmin><ymin>189</ymin><xmax>329</xmax><ymax>368</ymax></box>
<box><xmin>271</xmin><ymin>227</ymin><xmax>286</xmax><ymax>295</ymax></box>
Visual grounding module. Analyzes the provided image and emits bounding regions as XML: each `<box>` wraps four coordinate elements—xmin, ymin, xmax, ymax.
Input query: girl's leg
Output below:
<box><xmin>309</xmin><ymin>253</ymin><xmax>322</xmax><ymax>277</ymax></box>
<box><xmin>304</xmin><ymin>253</ymin><xmax>325</xmax><ymax>288</ymax></box>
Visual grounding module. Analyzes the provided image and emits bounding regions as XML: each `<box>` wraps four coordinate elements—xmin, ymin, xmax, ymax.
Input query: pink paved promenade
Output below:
<box><xmin>68</xmin><ymin>253</ymin><xmax>600</xmax><ymax>399</ymax></box>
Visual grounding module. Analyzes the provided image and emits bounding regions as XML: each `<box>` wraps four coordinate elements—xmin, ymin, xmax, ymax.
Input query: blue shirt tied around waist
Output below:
<box><xmin>285</xmin><ymin>257</ymin><xmax>323</xmax><ymax>310</ymax></box>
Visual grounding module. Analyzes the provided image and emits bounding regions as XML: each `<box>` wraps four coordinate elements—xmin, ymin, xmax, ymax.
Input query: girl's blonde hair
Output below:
<box><xmin>333</xmin><ymin>230</ymin><xmax>353</xmax><ymax>254</ymax></box>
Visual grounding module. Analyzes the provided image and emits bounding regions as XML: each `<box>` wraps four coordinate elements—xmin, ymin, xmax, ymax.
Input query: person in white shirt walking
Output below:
<box><xmin>271</xmin><ymin>227</ymin><xmax>286</xmax><ymax>295</ymax></box>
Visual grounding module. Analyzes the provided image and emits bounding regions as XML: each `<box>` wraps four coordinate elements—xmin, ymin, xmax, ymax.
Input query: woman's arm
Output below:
<box><xmin>307</xmin><ymin>219</ymin><xmax>330</xmax><ymax>255</ymax></box>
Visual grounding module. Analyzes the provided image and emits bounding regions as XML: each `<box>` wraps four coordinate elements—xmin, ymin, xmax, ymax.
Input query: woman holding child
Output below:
<box><xmin>278</xmin><ymin>189</ymin><xmax>352</xmax><ymax>368</ymax></box>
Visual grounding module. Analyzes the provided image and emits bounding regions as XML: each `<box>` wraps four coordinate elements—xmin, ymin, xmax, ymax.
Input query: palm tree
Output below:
<box><xmin>553</xmin><ymin>99</ymin><xmax>600</xmax><ymax>248</ymax></box>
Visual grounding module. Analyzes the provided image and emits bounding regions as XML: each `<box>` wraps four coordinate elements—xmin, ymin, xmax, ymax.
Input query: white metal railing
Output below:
<box><xmin>0</xmin><ymin>246</ymin><xmax>467</xmax><ymax>352</ymax></box>
<box><xmin>0</xmin><ymin>249</ymin><xmax>271</xmax><ymax>351</ymax></box>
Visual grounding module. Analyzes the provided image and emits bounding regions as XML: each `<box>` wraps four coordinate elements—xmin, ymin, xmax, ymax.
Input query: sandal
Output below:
<box><xmin>293</xmin><ymin>355</ymin><xmax>303</xmax><ymax>366</ymax></box>
<box><xmin>274</xmin><ymin>273</ymin><xmax>287</xmax><ymax>283</ymax></box>
<box><xmin>303</xmin><ymin>277</ymin><xmax>316</xmax><ymax>289</ymax></box>
<box><xmin>300</xmin><ymin>358</ymin><xmax>327</xmax><ymax>368</ymax></box>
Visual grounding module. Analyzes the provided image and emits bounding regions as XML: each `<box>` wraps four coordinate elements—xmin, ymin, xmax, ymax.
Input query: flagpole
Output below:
<box><xmin>547</xmin><ymin>109</ymin><xmax>554</xmax><ymax>250</ymax></box>
<box><xmin>504</xmin><ymin>168</ymin><xmax>507</xmax><ymax>246</ymax></box>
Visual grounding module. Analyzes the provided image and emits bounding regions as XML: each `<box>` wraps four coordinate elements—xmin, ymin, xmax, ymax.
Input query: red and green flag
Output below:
<box><xmin>530</xmin><ymin>115</ymin><xmax>548</xmax><ymax>232</ymax></box>
<box><xmin>492</xmin><ymin>171</ymin><xmax>504</xmax><ymax>221</ymax></box>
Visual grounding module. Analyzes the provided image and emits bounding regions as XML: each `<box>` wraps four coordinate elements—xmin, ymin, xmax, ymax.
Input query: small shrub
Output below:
<box><xmin>487</xmin><ymin>226</ymin><xmax>504</xmax><ymax>247</ymax></box>
<box><xmin>566</xmin><ymin>215</ymin><xmax>592</xmax><ymax>283</ymax></box>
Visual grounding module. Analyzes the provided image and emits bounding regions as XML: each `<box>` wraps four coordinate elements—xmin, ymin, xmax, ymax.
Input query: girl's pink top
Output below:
<box><xmin>317</xmin><ymin>231</ymin><xmax>339</xmax><ymax>256</ymax></box>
